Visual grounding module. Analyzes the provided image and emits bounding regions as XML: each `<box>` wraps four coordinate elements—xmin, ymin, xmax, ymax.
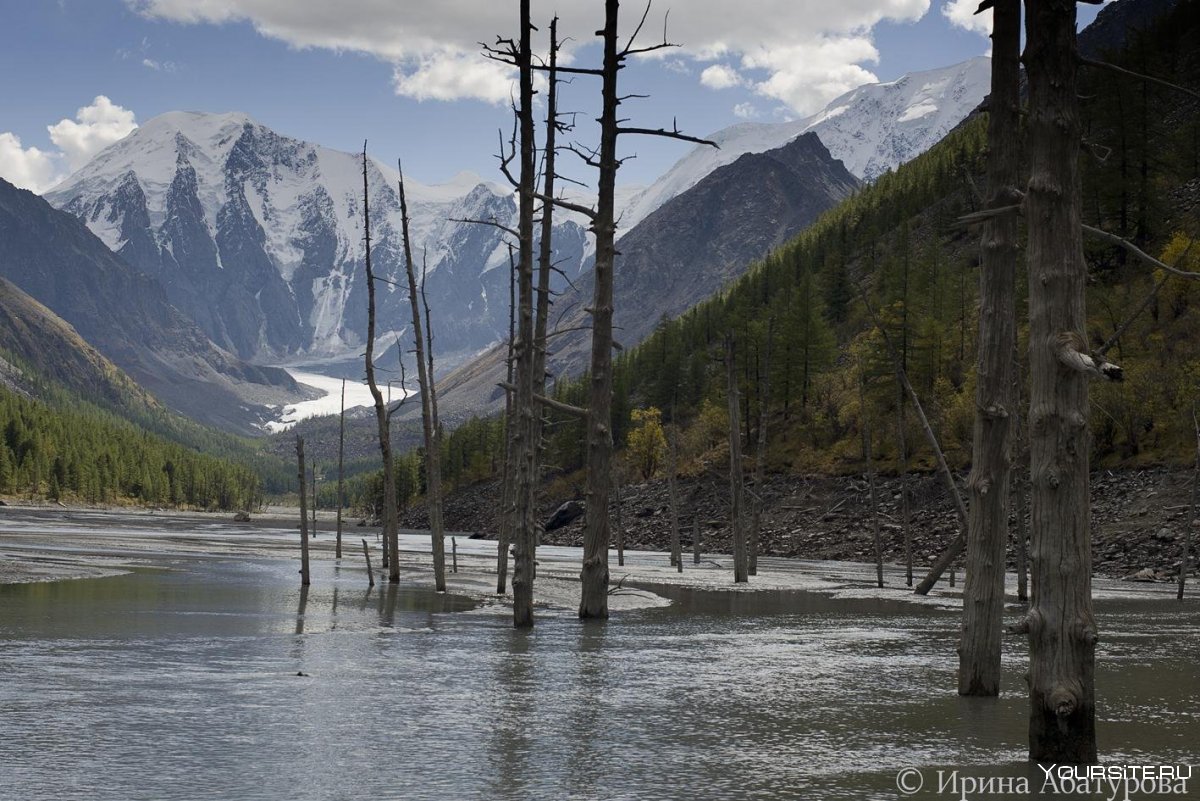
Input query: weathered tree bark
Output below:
<box><xmin>336</xmin><ymin>378</ymin><xmax>345</xmax><ymax>560</ymax></box>
<box><xmin>1180</xmin><ymin>406</ymin><xmax>1199</xmax><ymax>601</ymax></box>
<box><xmin>1024</xmin><ymin>0</ymin><xmax>1099</xmax><ymax>763</ymax></box>
<box><xmin>511</xmin><ymin>0</ymin><xmax>540</xmax><ymax>627</ymax></box>
<box><xmin>362</xmin><ymin>538</ymin><xmax>374</xmax><ymax>587</ymax></box>
<box><xmin>693</xmin><ymin>517</ymin><xmax>702</xmax><ymax>565</ymax></box>
<box><xmin>861</xmin><ymin>372</ymin><xmax>884</xmax><ymax>589</ymax></box>
<box><xmin>959</xmin><ymin>0</ymin><xmax>1019</xmax><ymax>698</ymax></box>
<box><xmin>311</xmin><ymin>459</ymin><xmax>318</xmax><ymax>536</ymax></box>
<box><xmin>749</xmin><ymin>320</ymin><xmax>772</xmax><ymax>576</ymax></box>
<box><xmin>1013</xmin><ymin>369</ymin><xmax>1030</xmax><ymax>603</ymax></box>
<box><xmin>726</xmin><ymin>335</ymin><xmax>748</xmax><ymax>584</ymax></box>
<box><xmin>396</xmin><ymin>164</ymin><xmax>447</xmax><ymax>592</ymax></box>
<box><xmin>297</xmin><ymin>436</ymin><xmax>310</xmax><ymax>587</ymax></box>
<box><xmin>577</xmin><ymin>0</ymin><xmax>622</xmax><ymax>619</ymax></box>
<box><xmin>897</xmin><ymin>384</ymin><xmax>912</xmax><ymax>586</ymax></box>
<box><xmin>497</xmin><ymin>247</ymin><xmax>517</xmax><ymax>595</ymax></box>
<box><xmin>360</xmin><ymin>144</ymin><xmax>399</xmax><ymax>582</ymax></box>
<box><xmin>667</xmin><ymin>426</ymin><xmax>683</xmax><ymax>572</ymax></box>
<box><xmin>614</xmin><ymin>472</ymin><xmax>626</xmax><ymax>567</ymax></box>
<box><xmin>531</xmin><ymin>17</ymin><xmax>560</xmax><ymax>477</ymax></box>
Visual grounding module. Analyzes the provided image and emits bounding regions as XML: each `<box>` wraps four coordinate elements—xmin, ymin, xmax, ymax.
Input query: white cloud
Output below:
<box><xmin>0</xmin><ymin>96</ymin><xmax>137</xmax><ymax>194</ymax></box>
<box><xmin>942</xmin><ymin>0</ymin><xmax>991</xmax><ymax>35</ymax></box>
<box><xmin>47</xmin><ymin>96</ymin><xmax>138</xmax><ymax>170</ymax></box>
<box><xmin>128</xmin><ymin>0</ymin><xmax>932</xmax><ymax>114</ymax></box>
<box><xmin>392</xmin><ymin>49</ymin><xmax>517</xmax><ymax>104</ymax></box>
<box><xmin>744</xmin><ymin>37</ymin><xmax>882</xmax><ymax>115</ymax></box>
<box><xmin>0</xmin><ymin>133</ymin><xmax>61</xmax><ymax>193</ymax></box>
<box><xmin>700</xmin><ymin>64</ymin><xmax>743</xmax><ymax>90</ymax></box>
<box><xmin>733</xmin><ymin>103</ymin><xmax>759</xmax><ymax>120</ymax></box>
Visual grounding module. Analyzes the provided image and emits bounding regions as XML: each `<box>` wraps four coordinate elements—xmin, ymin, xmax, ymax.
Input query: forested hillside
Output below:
<box><xmin>0</xmin><ymin>383</ymin><xmax>261</xmax><ymax>509</ymax></box>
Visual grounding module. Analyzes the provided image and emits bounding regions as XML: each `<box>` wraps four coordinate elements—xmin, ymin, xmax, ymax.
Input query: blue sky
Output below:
<box><xmin>0</xmin><ymin>1</ymin><xmax>1107</xmax><ymax>193</ymax></box>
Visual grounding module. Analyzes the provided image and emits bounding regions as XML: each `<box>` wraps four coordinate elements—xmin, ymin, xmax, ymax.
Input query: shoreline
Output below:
<box><xmin>1</xmin><ymin>506</ymin><xmax>1187</xmax><ymax>614</ymax></box>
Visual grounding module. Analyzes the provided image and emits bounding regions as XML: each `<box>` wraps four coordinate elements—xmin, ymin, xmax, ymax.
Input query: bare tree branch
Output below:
<box><xmin>1080</xmin><ymin>56</ymin><xmax>1200</xmax><ymax>103</ymax></box>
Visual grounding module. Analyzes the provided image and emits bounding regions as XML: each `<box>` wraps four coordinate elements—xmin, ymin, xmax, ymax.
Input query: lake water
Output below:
<box><xmin>1</xmin><ymin>516</ymin><xmax>1197</xmax><ymax>800</ymax></box>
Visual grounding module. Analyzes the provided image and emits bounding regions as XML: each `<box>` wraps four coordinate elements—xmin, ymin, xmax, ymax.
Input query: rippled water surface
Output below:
<box><xmin>1</xmin><ymin>521</ymin><xmax>1197</xmax><ymax>800</ymax></box>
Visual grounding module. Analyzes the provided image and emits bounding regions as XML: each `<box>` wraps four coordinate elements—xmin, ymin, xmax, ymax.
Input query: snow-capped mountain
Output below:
<box><xmin>618</xmin><ymin>57</ymin><xmax>990</xmax><ymax>233</ymax></box>
<box><xmin>46</xmin><ymin>112</ymin><xmax>589</xmax><ymax>366</ymax></box>
<box><xmin>44</xmin><ymin>57</ymin><xmax>984</xmax><ymax>381</ymax></box>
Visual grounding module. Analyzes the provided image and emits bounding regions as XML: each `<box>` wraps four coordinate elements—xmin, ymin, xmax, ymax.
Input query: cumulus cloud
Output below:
<box><xmin>0</xmin><ymin>133</ymin><xmax>61</xmax><ymax>193</ymax></box>
<box><xmin>0</xmin><ymin>96</ymin><xmax>137</xmax><ymax>194</ymax></box>
<box><xmin>942</xmin><ymin>0</ymin><xmax>991</xmax><ymax>35</ymax></box>
<box><xmin>128</xmin><ymin>0</ymin><xmax>931</xmax><ymax>115</ymax></box>
<box><xmin>700</xmin><ymin>64</ymin><xmax>743</xmax><ymax>90</ymax></box>
<box><xmin>732</xmin><ymin>103</ymin><xmax>760</xmax><ymax>120</ymax></box>
<box><xmin>47</xmin><ymin>96</ymin><xmax>138</xmax><ymax>170</ymax></box>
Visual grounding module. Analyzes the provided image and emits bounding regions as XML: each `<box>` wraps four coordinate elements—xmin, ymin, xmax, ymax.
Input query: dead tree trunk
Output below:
<box><xmin>362</xmin><ymin>538</ymin><xmax>375</xmax><ymax>587</ymax></box>
<box><xmin>360</xmin><ymin>143</ymin><xmax>399</xmax><ymax>583</ymax></box>
<box><xmin>511</xmin><ymin>0</ymin><xmax>540</xmax><ymax>627</ymax></box>
<box><xmin>667</xmin><ymin>426</ymin><xmax>683</xmax><ymax>572</ymax></box>
<box><xmin>959</xmin><ymin>0</ymin><xmax>1019</xmax><ymax>698</ymax></box>
<box><xmin>750</xmin><ymin>320</ymin><xmax>772</xmax><ymax>576</ymax></box>
<box><xmin>1179</xmin><ymin>406</ymin><xmax>1199</xmax><ymax>601</ymax></box>
<box><xmin>897</xmin><ymin>384</ymin><xmax>912</xmax><ymax>586</ymax></box>
<box><xmin>497</xmin><ymin>247</ymin><xmax>517</xmax><ymax>595</ymax></box>
<box><xmin>726</xmin><ymin>335</ymin><xmax>748</xmax><ymax>584</ymax></box>
<box><xmin>396</xmin><ymin>164</ymin><xmax>447</xmax><ymax>592</ymax></box>
<box><xmin>693</xmin><ymin>517</ymin><xmax>702</xmax><ymax>565</ymax></box>
<box><xmin>614</xmin><ymin>469</ymin><xmax>625</xmax><ymax>567</ymax></box>
<box><xmin>531</xmin><ymin>16</ymin><xmax>561</xmax><ymax>519</ymax></box>
<box><xmin>861</xmin><ymin>372</ymin><xmax>884</xmax><ymax>589</ymax></box>
<box><xmin>311</xmin><ymin>459</ymin><xmax>317</xmax><ymax>536</ymax></box>
<box><xmin>297</xmin><ymin>436</ymin><xmax>310</xmax><ymax>587</ymax></box>
<box><xmin>1024</xmin><ymin>0</ymin><xmax>1100</xmax><ymax>763</ymax></box>
<box><xmin>515</xmin><ymin>0</ymin><xmax>714</xmax><ymax>616</ymax></box>
<box><xmin>576</xmin><ymin>0</ymin><xmax>623</xmax><ymax>619</ymax></box>
<box><xmin>1013</xmin><ymin>367</ymin><xmax>1030</xmax><ymax>603</ymax></box>
<box><xmin>336</xmin><ymin>378</ymin><xmax>345</xmax><ymax>560</ymax></box>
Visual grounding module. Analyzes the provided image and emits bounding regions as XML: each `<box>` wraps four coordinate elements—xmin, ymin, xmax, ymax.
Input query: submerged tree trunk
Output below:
<box><xmin>1179</xmin><ymin>407</ymin><xmax>1199</xmax><ymax>601</ymax></box>
<box><xmin>497</xmin><ymin>248</ymin><xmax>517</xmax><ymax>595</ymax></box>
<box><xmin>614</xmin><ymin>471</ymin><xmax>626</xmax><ymax>567</ymax></box>
<box><xmin>897</xmin><ymin>384</ymin><xmax>912</xmax><ymax>586</ymax></box>
<box><xmin>1013</xmin><ymin>369</ymin><xmax>1030</xmax><ymax>603</ymax></box>
<box><xmin>297</xmin><ymin>436</ymin><xmax>310</xmax><ymax>587</ymax></box>
<box><xmin>726</xmin><ymin>335</ymin><xmax>748</xmax><ymax>584</ymax></box>
<box><xmin>1024</xmin><ymin>0</ymin><xmax>1098</xmax><ymax>763</ymax></box>
<box><xmin>959</xmin><ymin>0</ymin><xmax>1019</xmax><ymax>698</ymax></box>
<box><xmin>667</xmin><ymin>427</ymin><xmax>682</xmax><ymax>572</ymax></box>
<box><xmin>360</xmin><ymin>144</ymin><xmax>398</xmax><ymax>582</ymax></box>
<box><xmin>530</xmin><ymin>19</ymin><xmax>561</xmax><ymax>565</ymax></box>
<box><xmin>861</xmin><ymin>373</ymin><xmax>884</xmax><ymax>589</ymax></box>
<box><xmin>511</xmin><ymin>0</ymin><xmax>540</xmax><ymax>627</ymax></box>
<box><xmin>336</xmin><ymin>378</ymin><xmax>345</xmax><ymax>560</ymax></box>
<box><xmin>578</xmin><ymin>0</ymin><xmax>622</xmax><ymax>619</ymax></box>
<box><xmin>750</xmin><ymin>321</ymin><xmax>772</xmax><ymax>576</ymax></box>
<box><xmin>396</xmin><ymin>164</ymin><xmax>447</xmax><ymax>592</ymax></box>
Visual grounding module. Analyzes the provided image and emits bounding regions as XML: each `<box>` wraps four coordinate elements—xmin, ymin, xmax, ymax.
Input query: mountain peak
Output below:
<box><xmin>616</xmin><ymin>57</ymin><xmax>989</xmax><ymax>233</ymax></box>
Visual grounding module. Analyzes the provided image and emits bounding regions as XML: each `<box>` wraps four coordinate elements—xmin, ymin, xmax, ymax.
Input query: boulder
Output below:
<box><xmin>545</xmin><ymin>500</ymin><xmax>585</xmax><ymax>532</ymax></box>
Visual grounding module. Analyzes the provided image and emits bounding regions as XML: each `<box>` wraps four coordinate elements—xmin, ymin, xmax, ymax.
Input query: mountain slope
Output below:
<box><xmin>0</xmin><ymin>177</ymin><xmax>303</xmax><ymax>434</ymax></box>
<box><xmin>433</xmin><ymin>132</ymin><xmax>860</xmax><ymax>415</ymax></box>
<box><xmin>618</xmin><ymin>57</ymin><xmax>990</xmax><ymax>232</ymax></box>
<box><xmin>46</xmin><ymin>113</ymin><xmax>589</xmax><ymax>366</ymax></box>
<box><xmin>0</xmin><ymin>277</ymin><xmax>158</xmax><ymax>414</ymax></box>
